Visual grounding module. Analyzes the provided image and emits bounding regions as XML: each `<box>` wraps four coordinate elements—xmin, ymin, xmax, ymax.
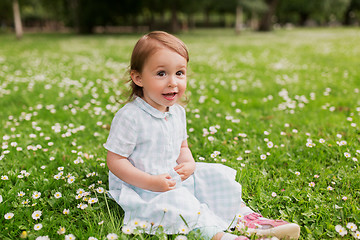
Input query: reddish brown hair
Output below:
<box><xmin>127</xmin><ymin>31</ymin><xmax>189</xmax><ymax>101</ymax></box>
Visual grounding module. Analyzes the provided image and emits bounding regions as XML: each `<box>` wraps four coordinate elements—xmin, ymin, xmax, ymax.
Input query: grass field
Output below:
<box><xmin>0</xmin><ymin>28</ymin><xmax>359</xmax><ymax>240</ymax></box>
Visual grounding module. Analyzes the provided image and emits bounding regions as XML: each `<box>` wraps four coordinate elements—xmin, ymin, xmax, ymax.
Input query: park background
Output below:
<box><xmin>1</xmin><ymin>0</ymin><xmax>360</xmax><ymax>240</ymax></box>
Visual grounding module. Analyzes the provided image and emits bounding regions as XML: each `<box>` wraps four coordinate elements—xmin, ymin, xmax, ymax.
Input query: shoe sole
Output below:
<box><xmin>247</xmin><ymin>223</ymin><xmax>300</xmax><ymax>239</ymax></box>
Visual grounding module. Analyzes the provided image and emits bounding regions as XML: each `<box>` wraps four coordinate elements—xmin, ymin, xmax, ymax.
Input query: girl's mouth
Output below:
<box><xmin>162</xmin><ymin>92</ymin><xmax>177</xmax><ymax>101</ymax></box>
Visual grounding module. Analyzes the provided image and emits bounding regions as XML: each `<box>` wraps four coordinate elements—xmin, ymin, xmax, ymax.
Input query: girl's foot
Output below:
<box><xmin>237</xmin><ymin>213</ymin><xmax>300</xmax><ymax>239</ymax></box>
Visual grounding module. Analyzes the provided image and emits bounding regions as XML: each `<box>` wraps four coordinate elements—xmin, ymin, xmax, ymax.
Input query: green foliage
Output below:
<box><xmin>0</xmin><ymin>28</ymin><xmax>360</xmax><ymax>239</ymax></box>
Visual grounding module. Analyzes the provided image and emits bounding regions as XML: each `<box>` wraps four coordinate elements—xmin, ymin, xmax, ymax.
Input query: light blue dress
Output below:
<box><xmin>104</xmin><ymin>97</ymin><xmax>243</xmax><ymax>236</ymax></box>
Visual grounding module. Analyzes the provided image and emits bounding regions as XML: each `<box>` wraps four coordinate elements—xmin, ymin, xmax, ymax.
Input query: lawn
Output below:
<box><xmin>0</xmin><ymin>28</ymin><xmax>359</xmax><ymax>240</ymax></box>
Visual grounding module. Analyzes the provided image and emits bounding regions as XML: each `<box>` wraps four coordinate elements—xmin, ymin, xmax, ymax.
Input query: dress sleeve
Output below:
<box><xmin>180</xmin><ymin>105</ymin><xmax>188</xmax><ymax>141</ymax></box>
<box><xmin>103</xmin><ymin>109</ymin><xmax>137</xmax><ymax>157</ymax></box>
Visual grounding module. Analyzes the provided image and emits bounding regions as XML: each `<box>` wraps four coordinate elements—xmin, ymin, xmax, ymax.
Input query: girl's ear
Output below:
<box><xmin>130</xmin><ymin>70</ymin><xmax>143</xmax><ymax>87</ymax></box>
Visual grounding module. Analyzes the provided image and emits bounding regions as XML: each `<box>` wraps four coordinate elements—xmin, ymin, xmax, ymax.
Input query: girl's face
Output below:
<box><xmin>131</xmin><ymin>47</ymin><xmax>187</xmax><ymax>112</ymax></box>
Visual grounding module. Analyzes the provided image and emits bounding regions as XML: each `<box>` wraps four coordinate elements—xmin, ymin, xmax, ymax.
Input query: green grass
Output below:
<box><xmin>0</xmin><ymin>28</ymin><xmax>359</xmax><ymax>239</ymax></box>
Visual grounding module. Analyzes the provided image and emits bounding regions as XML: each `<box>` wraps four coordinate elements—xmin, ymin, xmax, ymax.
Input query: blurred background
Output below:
<box><xmin>1</xmin><ymin>0</ymin><xmax>360</xmax><ymax>38</ymax></box>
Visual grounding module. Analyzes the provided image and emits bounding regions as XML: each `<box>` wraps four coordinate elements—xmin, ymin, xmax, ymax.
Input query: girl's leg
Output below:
<box><xmin>193</xmin><ymin>227</ymin><xmax>248</xmax><ymax>240</ymax></box>
<box><xmin>237</xmin><ymin>202</ymin><xmax>254</xmax><ymax>217</ymax></box>
<box><xmin>211</xmin><ymin>232</ymin><xmax>224</xmax><ymax>240</ymax></box>
<box><xmin>213</xmin><ymin>232</ymin><xmax>249</xmax><ymax>240</ymax></box>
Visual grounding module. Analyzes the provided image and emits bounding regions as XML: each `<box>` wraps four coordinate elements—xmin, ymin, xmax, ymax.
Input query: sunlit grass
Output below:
<box><xmin>0</xmin><ymin>28</ymin><xmax>359</xmax><ymax>239</ymax></box>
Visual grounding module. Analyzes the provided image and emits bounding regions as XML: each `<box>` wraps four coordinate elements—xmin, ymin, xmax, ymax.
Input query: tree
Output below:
<box><xmin>258</xmin><ymin>0</ymin><xmax>279</xmax><ymax>31</ymax></box>
<box><xmin>343</xmin><ymin>0</ymin><xmax>360</xmax><ymax>25</ymax></box>
<box><xmin>12</xmin><ymin>0</ymin><xmax>23</xmax><ymax>39</ymax></box>
<box><xmin>277</xmin><ymin>0</ymin><xmax>351</xmax><ymax>26</ymax></box>
<box><xmin>237</xmin><ymin>0</ymin><xmax>268</xmax><ymax>32</ymax></box>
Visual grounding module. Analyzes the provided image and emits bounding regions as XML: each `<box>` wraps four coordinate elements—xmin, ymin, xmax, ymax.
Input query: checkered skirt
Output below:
<box><xmin>108</xmin><ymin>162</ymin><xmax>243</xmax><ymax>234</ymax></box>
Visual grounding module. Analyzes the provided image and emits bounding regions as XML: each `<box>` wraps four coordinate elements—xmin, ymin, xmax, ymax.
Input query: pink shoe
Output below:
<box><xmin>234</xmin><ymin>237</ymin><xmax>249</xmax><ymax>240</ymax></box>
<box><xmin>237</xmin><ymin>213</ymin><xmax>300</xmax><ymax>239</ymax></box>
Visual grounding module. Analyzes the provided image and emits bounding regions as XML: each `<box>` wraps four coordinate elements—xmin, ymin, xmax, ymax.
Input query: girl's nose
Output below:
<box><xmin>168</xmin><ymin>75</ymin><xmax>177</xmax><ymax>87</ymax></box>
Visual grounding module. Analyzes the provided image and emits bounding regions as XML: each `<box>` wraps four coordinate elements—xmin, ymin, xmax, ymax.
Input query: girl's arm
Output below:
<box><xmin>174</xmin><ymin>140</ymin><xmax>196</xmax><ymax>181</ymax></box>
<box><xmin>106</xmin><ymin>151</ymin><xmax>176</xmax><ymax>192</ymax></box>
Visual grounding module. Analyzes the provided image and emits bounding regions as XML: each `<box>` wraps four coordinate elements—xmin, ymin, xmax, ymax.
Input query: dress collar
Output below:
<box><xmin>134</xmin><ymin>97</ymin><xmax>175</xmax><ymax>119</ymax></box>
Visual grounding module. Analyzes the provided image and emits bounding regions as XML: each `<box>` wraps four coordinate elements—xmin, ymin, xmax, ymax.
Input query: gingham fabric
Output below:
<box><xmin>104</xmin><ymin>97</ymin><xmax>243</xmax><ymax>235</ymax></box>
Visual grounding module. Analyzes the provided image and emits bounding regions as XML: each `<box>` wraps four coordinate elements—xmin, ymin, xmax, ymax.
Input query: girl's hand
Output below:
<box><xmin>174</xmin><ymin>162</ymin><xmax>196</xmax><ymax>181</ymax></box>
<box><xmin>147</xmin><ymin>174</ymin><xmax>176</xmax><ymax>192</ymax></box>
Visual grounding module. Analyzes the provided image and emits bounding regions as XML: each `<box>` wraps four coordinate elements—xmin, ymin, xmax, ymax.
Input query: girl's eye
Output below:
<box><xmin>176</xmin><ymin>71</ymin><xmax>185</xmax><ymax>76</ymax></box>
<box><xmin>157</xmin><ymin>71</ymin><xmax>166</xmax><ymax>77</ymax></box>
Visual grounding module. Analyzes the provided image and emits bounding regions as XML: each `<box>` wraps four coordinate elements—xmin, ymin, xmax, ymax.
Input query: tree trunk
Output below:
<box><xmin>343</xmin><ymin>6</ymin><xmax>352</xmax><ymax>25</ymax></box>
<box><xmin>70</xmin><ymin>0</ymin><xmax>80</xmax><ymax>33</ymax></box>
<box><xmin>235</xmin><ymin>5</ymin><xmax>243</xmax><ymax>35</ymax></box>
<box><xmin>204</xmin><ymin>9</ymin><xmax>210</xmax><ymax>27</ymax></box>
<box><xmin>170</xmin><ymin>3</ymin><xmax>179</xmax><ymax>33</ymax></box>
<box><xmin>299</xmin><ymin>13</ymin><xmax>309</xmax><ymax>26</ymax></box>
<box><xmin>12</xmin><ymin>0</ymin><xmax>23</xmax><ymax>39</ymax></box>
<box><xmin>258</xmin><ymin>0</ymin><xmax>278</xmax><ymax>31</ymax></box>
<box><xmin>188</xmin><ymin>13</ymin><xmax>196</xmax><ymax>29</ymax></box>
<box><xmin>250</xmin><ymin>10</ymin><xmax>259</xmax><ymax>30</ymax></box>
<box><xmin>148</xmin><ymin>12</ymin><xmax>155</xmax><ymax>31</ymax></box>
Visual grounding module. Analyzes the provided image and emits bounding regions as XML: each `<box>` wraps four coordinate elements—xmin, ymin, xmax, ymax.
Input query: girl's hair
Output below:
<box><xmin>126</xmin><ymin>31</ymin><xmax>189</xmax><ymax>101</ymax></box>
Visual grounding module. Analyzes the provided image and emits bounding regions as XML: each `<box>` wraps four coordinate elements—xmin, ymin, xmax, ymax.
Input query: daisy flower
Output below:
<box><xmin>32</xmin><ymin>191</ymin><xmax>41</xmax><ymax>199</ymax></box>
<box><xmin>236</xmin><ymin>213</ymin><xmax>244</xmax><ymax>219</ymax></box>
<box><xmin>18</xmin><ymin>191</ymin><xmax>25</xmax><ymax>197</ymax></box>
<box><xmin>178</xmin><ymin>225</ymin><xmax>190</xmax><ymax>234</ymax></box>
<box><xmin>271</xmin><ymin>192</ymin><xmax>277</xmax><ymax>197</ymax></box>
<box><xmin>309</xmin><ymin>182</ymin><xmax>315</xmax><ymax>187</ymax></box>
<box><xmin>327</xmin><ymin>186</ymin><xmax>334</xmax><ymax>191</ymax></box>
<box><xmin>347</xmin><ymin>222</ymin><xmax>357</xmax><ymax>231</ymax></box>
<box><xmin>295</xmin><ymin>171</ymin><xmax>300</xmax><ymax>176</ymax></box>
<box><xmin>34</xmin><ymin>223</ymin><xmax>43</xmax><ymax>231</ymax></box>
<box><xmin>335</xmin><ymin>225</ymin><xmax>348</xmax><ymax>236</ymax></box>
<box><xmin>4</xmin><ymin>212</ymin><xmax>14</xmax><ymax>220</ymax></box>
<box><xmin>67</xmin><ymin>175</ymin><xmax>76</xmax><ymax>184</ymax></box>
<box><xmin>54</xmin><ymin>192</ymin><xmax>62</xmax><ymax>198</ymax></box>
<box><xmin>339</xmin><ymin>140</ymin><xmax>347</xmax><ymax>146</ymax></box>
<box><xmin>88</xmin><ymin>237</ymin><xmax>98</xmax><ymax>240</ymax></box>
<box><xmin>260</xmin><ymin>154</ymin><xmax>267</xmax><ymax>160</ymax></box>
<box><xmin>344</xmin><ymin>152</ymin><xmax>351</xmax><ymax>158</ymax></box>
<box><xmin>76</xmin><ymin>188</ymin><xmax>85</xmax><ymax>195</ymax></box>
<box><xmin>96</xmin><ymin>187</ymin><xmax>104</xmax><ymax>193</ymax></box>
<box><xmin>81</xmin><ymin>204</ymin><xmax>89</xmax><ymax>210</ymax></box>
<box><xmin>65</xmin><ymin>234</ymin><xmax>76</xmax><ymax>240</ymax></box>
<box><xmin>75</xmin><ymin>194</ymin><xmax>82</xmax><ymax>200</ymax></box>
<box><xmin>36</xmin><ymin>236</ymin><xmax>50</xmax><ymax>240</ymax></box>
<box><xmin>130</xmin><ymin>218</ymin><xmax>141</xmax><ymax>227</ymax></box>
<box><xmin>107</xmin><ymin>233</ymin><xmax>119</xmax><ymax>239</ymax></box>
<box><xmin>354</xmin><ymin>231</ymin><xmax>360</xmax><ymax>239</ymax></box>
<box><xmin>57</xmin><ymin>226</ymin><xmax>66</xmax><ymax>235</ymax></box>
<box><xmin>121</xmin><ymin>225</ymin><xmax>134</xmax><ymax>235</ymax></box>
<box><xmin>63</xmin><ymin>209</ymin><xmax>70</xmax><ymax>215</ymax></box>
<box><xmin>88</xmin><ymin>198</ymin><xmax>98</xmax><ymax>204</ymax></box>
<box><xmin>139</xmin><ymin>221</ymin><xmax>149</xmax><ymax>229</ymax></box>
<box><xmin>175</xmin><ymin>236</ymin><xmax>188</xmax><ymax>240</ymax></box>
<box><xmin>32</xmin><ymin>210</ymin><xmax>42</xmax><ymax>220</ymax></box>
<box><xmin>1</xmin><ymin>175</ymin><xmax>9</xmax><ymax>180</ymax></box>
